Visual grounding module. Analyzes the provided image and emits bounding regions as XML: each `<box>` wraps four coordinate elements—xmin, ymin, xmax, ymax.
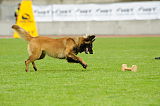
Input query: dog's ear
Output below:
<box><xmin>86</xmin><ymin>35</ymin><xmax>96</xmax><ymax>42</ymax></box>
<box><xmin>89</xmin><ymin>35</ymin><xmax>95</xmax><ymax>40</ymax></box>
<box><xmin>83</xmin><ymin>34</ymin><xmax>96</xmax><ymax>44</ymax></box>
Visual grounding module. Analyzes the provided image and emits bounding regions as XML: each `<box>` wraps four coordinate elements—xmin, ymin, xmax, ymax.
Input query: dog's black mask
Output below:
<box><xmin>79</xmin><ymin>35</ymin><xmax>96</xmax><ymax>54</ymax></box>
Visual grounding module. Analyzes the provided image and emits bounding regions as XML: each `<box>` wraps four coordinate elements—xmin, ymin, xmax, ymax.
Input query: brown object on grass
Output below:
<box><xmin>121</xmin><ymin>64</ymin><xmax>137</xmax><ymax>72</ymax></box>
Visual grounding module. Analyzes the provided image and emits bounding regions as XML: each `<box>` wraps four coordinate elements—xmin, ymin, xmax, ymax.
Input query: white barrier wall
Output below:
<box><xmin>36</xmin><ymin>20</ymin><xmax>160</xmax><ymax>35</ymax></box>
<box><xmin>33</xmin><ymin>2</ymin><xmax>160</xmax><ymax>21</ymax></box>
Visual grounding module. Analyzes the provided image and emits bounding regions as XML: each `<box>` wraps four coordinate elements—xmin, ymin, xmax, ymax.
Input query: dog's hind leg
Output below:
<box><xmin>25</xmin><ymin>52</ymin><xmax>42</xmax><ymax>72</ymax></box>
<box><xmin>32</xmin><ymin>62</ymin><xmax>37</xmax><ymax>71</ymax></box>
<box><xmin>25</xmin><ymin>58</ymin><xmax>32</xmax><ymax>72</ymax></box>
<box><xmin>25</xmin><ymin>54</ymin><xmax>41</xmax><ymax>72</ymax></box>
<box><xmin>30</xmin><ymin>51</ymin><xmax>46</xmax><ymax>71</ymax></box>
<box><xmin>25</xmin><ymin>44</ymin><xmax>42</xmax><ymax>72</ymax></box>
<box><xmin>25</xmin><ymin>55</ymin><xmax>37</xmax><ymax>72</ymax></box>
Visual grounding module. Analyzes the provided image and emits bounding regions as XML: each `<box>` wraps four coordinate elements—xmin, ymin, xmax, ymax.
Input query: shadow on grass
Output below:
<box><xmin>30</xmin><ymin>68</ymin><xmax>91</xmax><ymax>73</ymax></box>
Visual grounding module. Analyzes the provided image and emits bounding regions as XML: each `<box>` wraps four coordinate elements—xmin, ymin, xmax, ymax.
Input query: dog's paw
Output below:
<box><xmin>82</xmin><ymin>64</ymin><xmax>88</xmax><ymax>69</ymax></box>
<box><xmin>33</xmin><ymin>67</ymin><xmax>37</xmax><ymax>71</ymax></box>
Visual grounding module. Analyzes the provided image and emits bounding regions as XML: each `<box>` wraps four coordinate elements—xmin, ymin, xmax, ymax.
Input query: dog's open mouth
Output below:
<box><xmin>85</xmin><ymin>48</ymin><xmax>89</xmax><ymax>54</ymax></box>
<box><xmin>85</xmin><ymin>47</ymin><xmax>93</xmax><ymax>54</ymax></box>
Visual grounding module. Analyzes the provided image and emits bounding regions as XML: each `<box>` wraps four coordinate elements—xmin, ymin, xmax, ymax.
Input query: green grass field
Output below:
<box><xmin>0</xmin><ymin>37</ymin><xmax>160</xmax><ymax>106</ymax></box>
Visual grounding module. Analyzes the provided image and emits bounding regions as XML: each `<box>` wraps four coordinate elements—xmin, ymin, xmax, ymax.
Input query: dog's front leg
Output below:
<box><xmin>65</xmin><ymin>38</ymin><xmax>87</xmax><ymax>68</ymax></box>
<box><xmin>67</xmin><ymin>53</ymin><xmax>87</xmax><ymax>69</ymax></box>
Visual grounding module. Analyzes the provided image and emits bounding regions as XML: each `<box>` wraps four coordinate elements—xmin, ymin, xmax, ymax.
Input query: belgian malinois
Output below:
<box><xmin>12</xmin><ymin>25</ymin><xmax>95</xmax><ymax>72</ymax></box>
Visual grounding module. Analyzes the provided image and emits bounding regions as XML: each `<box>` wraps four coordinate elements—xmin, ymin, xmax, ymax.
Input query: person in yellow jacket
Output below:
<box><xmin>14</xmin><ymin>3</ymin><xmax>21</xmax><ymax>23</ymax></box>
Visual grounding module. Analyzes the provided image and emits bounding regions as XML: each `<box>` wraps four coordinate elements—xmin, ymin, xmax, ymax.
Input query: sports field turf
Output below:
<box><xmin>0</xmin><ymin>37</ymin><xmax>160</xmax><ymax>106</ymax></box>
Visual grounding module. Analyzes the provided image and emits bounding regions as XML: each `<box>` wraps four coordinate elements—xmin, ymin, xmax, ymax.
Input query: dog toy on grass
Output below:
<box><xmin>121</xmin><ymin>64</ymin><xmax>137</xmax><ymax>72</ymax></box>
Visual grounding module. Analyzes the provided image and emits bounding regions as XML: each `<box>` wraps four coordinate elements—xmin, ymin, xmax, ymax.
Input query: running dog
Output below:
<box><xmin>12</xmin><ymin>25</ymin><xmax>95</xmax><ymax>72</ymax></box>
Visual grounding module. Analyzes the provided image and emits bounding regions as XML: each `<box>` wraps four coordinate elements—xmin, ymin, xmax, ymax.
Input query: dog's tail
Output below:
<box><xmin>12</xmin><ymin>24</ymin><xmax>33</xmax><ymax>41</ymax></box>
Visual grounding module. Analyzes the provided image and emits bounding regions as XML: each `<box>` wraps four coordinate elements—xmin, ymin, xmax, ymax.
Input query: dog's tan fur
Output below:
<box><xmin>12</xmin><ymin>25</ymin><xmax>95</xmax><ymax>72</ymax></box>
